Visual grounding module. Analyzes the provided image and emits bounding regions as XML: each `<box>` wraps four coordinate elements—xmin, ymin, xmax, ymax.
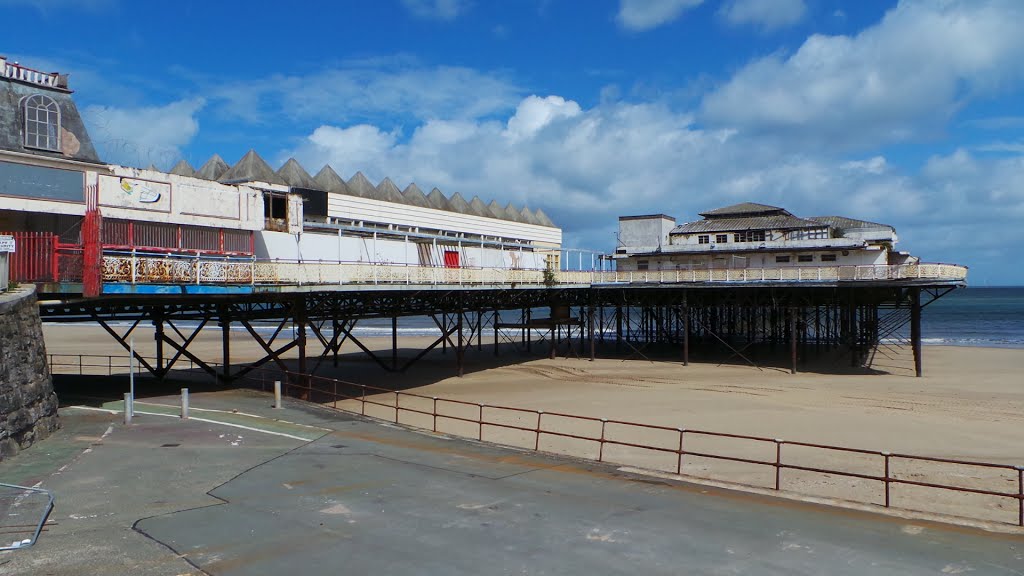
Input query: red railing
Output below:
<box><xmin>101</xmin><ymin>219</ymin><xmax>254</xmax><ymax>256</ymax></box>
<box><xmin>271</xmin><ymin>370</ymin><xmax>1023</xmax><ymax>528</ymax></box>
<box><xmin>2</xmin><ymin>232</ymin><xmax>57</xmax><ymax>282</ymax></box>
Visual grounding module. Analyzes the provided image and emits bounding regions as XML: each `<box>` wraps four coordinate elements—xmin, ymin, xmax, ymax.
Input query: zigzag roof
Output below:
<box><xmin>277</xmin><ymin>158</ymin><xmax>318</xmax><ymax>189</ymax></box>
<box><xmin>195</xmin><ymin>154</ymin><xmax>230</xmax><ymax>181</ymax></box>
<box><xmin>219</xmin><ymin>150</ymin><xmax>286</xmax><ymax>185</ymax></box>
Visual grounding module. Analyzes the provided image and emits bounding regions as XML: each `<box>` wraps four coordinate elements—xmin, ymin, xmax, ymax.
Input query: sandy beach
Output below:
<box><xmin>43</xmin><ymin>323</ymin><xmax>1024</xmax><ymax>525</ymax></box>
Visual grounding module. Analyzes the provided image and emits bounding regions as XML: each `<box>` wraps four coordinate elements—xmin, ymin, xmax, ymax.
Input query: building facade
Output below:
<box><xmin>615</xmin><ymin>202</ymin><xmax>913</xmax><ymax>272</ymax></box>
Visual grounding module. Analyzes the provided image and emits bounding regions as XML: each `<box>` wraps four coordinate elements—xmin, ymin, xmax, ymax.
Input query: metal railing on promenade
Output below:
<box><xmin>97</xmin><ymin>250</ymin><xmax>969</xmax><ymax>287</ymax></box>
<box><xmin>48</xmin><ymin>353</ymin><xmax>1018</xmax><ymax>528</ymax></box>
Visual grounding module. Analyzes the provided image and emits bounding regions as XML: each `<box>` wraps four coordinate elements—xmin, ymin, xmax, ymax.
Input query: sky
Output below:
<box><xmin>3</xmin><ymin>0</ymin><xmax>1024</xmax><ymax>284</ymax></box>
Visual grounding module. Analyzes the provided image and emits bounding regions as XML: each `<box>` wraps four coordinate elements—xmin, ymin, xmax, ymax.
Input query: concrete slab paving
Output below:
<box><xmin>1</xmin><ymin>389</ymin><xmax>1022</xmax><ymax>575</ymax></box>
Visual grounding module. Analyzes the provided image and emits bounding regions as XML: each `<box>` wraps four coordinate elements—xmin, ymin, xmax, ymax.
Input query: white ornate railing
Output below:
<box><xmin>1</xmin><ymin>58</ymin><xmax>59</xmax><ymax>88</ymax></box>
<box><xmin>99</xmin><ymin>252</ymin><xmax>968</xmax><ymax>287</ymax></box>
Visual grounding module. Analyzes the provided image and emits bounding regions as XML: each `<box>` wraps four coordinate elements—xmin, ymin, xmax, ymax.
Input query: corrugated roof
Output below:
<box><xmin>534</xmin><ymin>208</ymin><xmax>556</xmax><ymax>227</ymax></box>
<box><xmin>809</xmin><ymin>216</ymin><xmax>893</xmax><ymax>231</ymax></box>
<box><xmin>698</xmin><ymin>202</ymin><xmax>790</xmax><ymax>218</ymax></box>
<box><xmin>169</xmin><ymin>159</ymin><xmax>195</xmax><ymax>177</ymax></box>
<box><xmin>219</xmin><ymin>150</ymin><xmax>286</xmax><ymax>185</ymax></box>
<box><xmin>402</xmin><ymin>183</ymin><xmax>431</xmax><ymax>208</ymax></box>
<box><xmin>427</xmin><ymin>188</ymin><xmax>451</xmax><ymax>211</ymax></box>
<box><xmin>447</xmin><ymin>192</ymin><xmax>473</xmax><ymax>215</ymax></box>
<box><xmin>671</xmin><ymin>214</ymin><xmax>823</xmax><ymax>235</ymax></box>
<box><xmin>346</xmin><ymin>172</ymin><xmax>376</xmax><ymax>198</ymax></box>
<box><xmin>504</xmin><ymin>202</ymin><xmax>526</xmax><ymax>223</ymax></box>
<box><xmin>194</xmin><ymin>154</ymin><xmax>230</xmax><ymax>181</ymax></box>
<box><xmin>520</xmin><ymin>206</ymin><xmax>541</xmax><ymax>226</ymax></box>
<box><xmin>313</xmin><ymin>165</ymin><xmax>350</xmax><ymax>194</ymax></box>
<box><xmin>375</xmin><ymin>177</ymin><xmax>407</xmax><ymax>204</ymax></box>
<box><xmin>277</xmin><ymin>158</ymin><xmax>318</xmax><ymax>189</ymax></box>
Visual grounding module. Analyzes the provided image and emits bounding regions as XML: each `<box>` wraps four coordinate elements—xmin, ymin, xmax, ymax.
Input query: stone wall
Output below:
<box><xmin>0</xmin><ymin>286</ymin><xmax>59</xmax><ymax>459</ymax></box>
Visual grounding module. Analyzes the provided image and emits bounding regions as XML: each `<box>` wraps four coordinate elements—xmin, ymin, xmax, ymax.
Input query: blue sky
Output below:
<box><xmin>4</xmin><ymin>0</ymin><xmax>1024</xmax><ymax>284</ymax></box>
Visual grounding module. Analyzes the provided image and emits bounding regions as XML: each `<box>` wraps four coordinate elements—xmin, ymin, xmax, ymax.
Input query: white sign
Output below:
<box><xmin>0</xmin><ymin>235</ymin><xmax>14</xmax><ymax>253</ymax></box>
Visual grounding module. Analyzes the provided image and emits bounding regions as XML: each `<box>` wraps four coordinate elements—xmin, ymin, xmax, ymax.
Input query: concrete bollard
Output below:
<box><xmin>123</xmin><ymin>392</ymin><xmax>132</xmax><ymax>424</ymax></box>
<box><xmin>181</xmin><ymin>388</ymin><xmax>189</xmax><ymax>420</ymax></box>
<box><xmin>274</xmin><ymin>380</ymin><xmax>282</xmax><ymax>409</ymax></box>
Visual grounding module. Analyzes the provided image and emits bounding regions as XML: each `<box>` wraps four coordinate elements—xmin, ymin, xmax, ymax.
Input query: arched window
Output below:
<box><xmin>23</xmin><ymin>94</ymin><xmax>61</xmax><ymax>151</ymax></box>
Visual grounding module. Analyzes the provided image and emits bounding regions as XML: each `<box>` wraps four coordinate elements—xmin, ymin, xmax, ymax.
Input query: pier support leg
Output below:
<box><xmin>615</xmin><ymin>305</ymin><xmax>623</xmax><ymax>354</ymax></box>
<box><xmin>493</xmin><ymin>309</ymin><xmax>500</xmax><ymax>356</ymax></box>
<box><xmin>456</xmin><ymin>310</ymin><xmax>465</xmax><ymax>377</ymax></box>
<box><xmin>790</xmin><ymin>307</ymin><xmax>798</xmax><ymax>375</ymax></box>
<box><xmin>589</xmin><ymin>304</ymin><xmax>596</xmax><ymax>361</ymax></box>
<box><xmin>910</xmin><ymin>288</ymin><xmax>922</xmax><ymax>377</ymax></box>
<box><xmin>683</xmin><ymin>304</ymin><xmax>689</xmax><ymax>367</ymax></box>
<box><xmin>392</xmin><ymin>316</ymin><xmax>398</xmax><ymax>371</ymax></box>
<box><xmin>221</xmin><ymin>315</ymin><xmax>231</xmax><ymax>382</ymax></box>
<box><xmin>154</xmin><ymin>316</ymin><xmax>165</xmax><ymax>379</ymax></box>
<box><xmin>296</xmin><ymin>298</ymin><xmax>308</xmax><ymax>396</ymax></box>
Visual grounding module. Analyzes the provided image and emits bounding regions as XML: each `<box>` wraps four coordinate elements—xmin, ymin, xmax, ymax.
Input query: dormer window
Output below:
<box><xmin>23</xmin><ymin>94</ymin><xmax>61</xmax><ymax>151</ymax></box>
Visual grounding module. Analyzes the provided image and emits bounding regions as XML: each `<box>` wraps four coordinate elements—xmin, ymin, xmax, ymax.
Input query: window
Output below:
<box><xmin>734</xmin><ymin>230</ymin><xmax>766</xmax><ymax>243</ymax></box>
<box><xmin>798</xmin><ymin>254</ymin><xmax>813</xmax><ymax>262</ymax></box>
<box><xmin>775</xmin><ymin>255</ymin><xmax>791</xmax><ymax>263</ymax></box>
<box><xmin>698</xmin><ymin>235</ymin><xmax>710</xmax><ymax>244</ymax></box>
<box><xmin>715</xmin><ymin>234</ymin><xmax>728</xmax><ymax>243</ymax></box>
<box><xmin>23</xmin><ymin>94</ymin><xmax>61</xmax><ymax>151</ymax></box>
<box><xmin>820</xmin><ymin>254</ymin><xmax>837</xmax><ymax>262</ymax></box>
<box><xmin>637</xmin><ymin>260</ymin><xmax>649</xmax><ymax>270</ymax></box>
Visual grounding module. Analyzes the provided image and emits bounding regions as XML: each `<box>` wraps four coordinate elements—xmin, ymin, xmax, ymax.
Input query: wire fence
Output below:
<box><xmin>48</xmin><ymin>353</ymin><xmax>1024</xmax><ymax>528</ymax></box>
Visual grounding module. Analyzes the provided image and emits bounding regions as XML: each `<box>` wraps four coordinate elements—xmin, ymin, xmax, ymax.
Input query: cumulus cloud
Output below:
<box><xmin>211</xmin><ymin>60</ymin><xmax>520</xmax><ymax>125</ymax></box>
<box><xmin>616</xmin><ymin>0</ymin><xmax>704</xmax><ymax>31</ymax></box>
<box><xmin>281</xmin><ymin>90</ymin><xmax>1024</xmax><ymax>282</ymax></box>
<box><xmin>702</xmin><ymin>0</ymin><xmax>1024</xmax><ymax>148</ymax></box>
<box><xmin>401</xmin><ymin>0</ymin><xmax>469</xmax><ymax>21</ymax></box>
<box><xmin>719</xmin><ymin>0</ymin><xmax>806</xmax><ymax>31</ymax></box>
<box><xmin>83</xmin><ymin>99</ymin><xmax>205</xmax><ymax>169</ymax></box>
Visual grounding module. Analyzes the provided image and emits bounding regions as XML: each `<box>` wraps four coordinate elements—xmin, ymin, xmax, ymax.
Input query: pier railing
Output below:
<box><xmin>48</xmin><ymin>353</ymin><xmax>1019</xmax><ymax>528</ymax></box>
<box><xmin>96</xmin><ymin>250</ymin><xmax>968</xmax><ymax>287</ymax></box>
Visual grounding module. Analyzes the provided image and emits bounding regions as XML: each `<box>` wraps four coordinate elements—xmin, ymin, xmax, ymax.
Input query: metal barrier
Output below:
<box><xmin>0</xmin><ymin>483</ymin><xmax>54</xmax><ymax>551</ymax></box>
<box><xmin>95</xmin><ymin>251</ymin><xmax>970</xmax><ymax>287</ymax></box>
<box><xmin>48</xmin><ymin>354</ymin><xmax>1020</xmax><ymax>527</ymax></box>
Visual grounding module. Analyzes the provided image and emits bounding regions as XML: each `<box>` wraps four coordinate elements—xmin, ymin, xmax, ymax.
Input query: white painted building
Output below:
<box><xmin>614</xmin><ymin>203</ymin><xmax>914</xmax><ymax>272</ymax></box>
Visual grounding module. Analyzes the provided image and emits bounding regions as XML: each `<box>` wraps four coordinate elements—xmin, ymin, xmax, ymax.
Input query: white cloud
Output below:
<box><xmin>83</xmin><ymin>99</ymin><xmax>205</xmax><ymax>169</ymax></box>
<box><xmin>720</xmin><ymin>0</ymin><xmax>807</xmax><ymax>31</ymax></box>
<box><xmin>702</xmin><ymin>0</ymin><xmax>1024</xmax><ymax>148</ymax></box>
<box><xmin>211</xmin><ymin>60</ymin><xmax>520</xmax><ymax>125</ymax></box>
<box><xmin>401</xmin><ymin>0</ymin><xmax>469</xmax><ymax>21</ymax></box>
<box><xmin>284</xmin><ymin>93</ymin><xmax>1024</xmax><ymax>282</ymax></box>
<box><xmin>616</xmin><ymin>0</ymin><xmax>704</xmax><ymax>31</ymax></box>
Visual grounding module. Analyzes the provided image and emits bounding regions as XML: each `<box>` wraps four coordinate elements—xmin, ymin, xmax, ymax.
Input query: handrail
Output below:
<box><xmin>47</xmin><ymin>353</ymin><xmax>1019</xmax><ymax>527</ymax></box>
<box><xmin>95</xmin><ymin>251</ymin><xmax>969</xmax><ymax>287</ymax></box>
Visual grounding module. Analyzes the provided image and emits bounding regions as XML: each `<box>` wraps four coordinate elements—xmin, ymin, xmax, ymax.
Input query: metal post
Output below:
<box><xmin>882</xmin><ymin>451</ymin><xmax>891</xmax><ymax>507</ymax></box>
<box><xmin>123</xmin><ymin>393</ymin><xmax>132</xmax><ymax>424</ymax></box>
<box><xmin>790</xmin><ymin>308</ymin><xmax>798</xmax><ymax>375</ymax></box>
<box><xmin>273</xmin><ymin>380</ymin><xmax>282</xmax><ymax>409</ymax></box>
<box><xmin>181</xmin><ymin>388</ymin><xmax>189</xmax><ymax>420</ymax></box>
<box><xmin>222</xmin><ymin>317</ymin><xmax>231</xmax><ymax>382</ymax></box>
<box><xmin>456</xmin><ymin>311</ymin><xmax>465</xmax><ymax>377</ymax></box>
<box><xmin>774</xmin><ymin>439</ymin><xmax>783</xmax><ymax>490</ymax></box>
<box><xmin>910</xmin><ymin>288</ymin><xmax>922</xmax><ymax>377</ymax></box>
<box><xmin>535</xmin><ymin>411</ymin><xmax>544</xmax><ymax>450</ymax></box>
<box><xmin>683</xmin><ymin>299</ymin><xmax>689</xmax><ymax>367</ymax></box>
<box><xmin>493</xmin><ymin>309</ymin><xmax>500</xmax><ymax>356</ymax></box>
<box><xmin>392</xmin><ymin>315</ymin><xmax>398</xmax><ymax>371</ymax></box>
<box><xmin>598</xmin><ymin>419</ymin><xmax>607</xmax><ymax>461</ymax></box>
<box><xmin>1018</xmin><ymin>466</ymin><xmax>1023</xmax><ymax>527</ymax></box>
<box><xmin>677</xmin><ymin>428</ymin><xmax>685</xmax><ymax>474</ymax></box>
<box><xmin>588</xmin><ymin>304</ymin><xmax>596</xmax><ymax>361</ymax></box>
<box><xmin>129</xmin><ymin>336</ymin><xmax>135</xmax><ymax>400</ymax></box>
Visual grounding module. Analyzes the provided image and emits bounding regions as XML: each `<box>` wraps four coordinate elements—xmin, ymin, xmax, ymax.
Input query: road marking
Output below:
<box><xmin>64</xmin><ymin>405</ymin><xmax>320</xmax><ymax>441</ymax></box>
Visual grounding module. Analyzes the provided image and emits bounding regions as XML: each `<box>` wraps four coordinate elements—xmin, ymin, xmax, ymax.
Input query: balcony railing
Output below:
<box><xmin>97</xmin><ymin>251</ymin><xmax>968</xmax><ymax>287</ymax></box>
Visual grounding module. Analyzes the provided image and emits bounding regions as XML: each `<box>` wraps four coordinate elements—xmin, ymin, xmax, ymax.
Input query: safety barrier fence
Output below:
<box><xmin>96</xmin><ymin>250</ymin><xmax>969</xmax><ymax>286</ymax></box>
<box><xmin>48</xmin><ymin>353</ymin><xmax>1018</xmax><ymax>527</ymax></box>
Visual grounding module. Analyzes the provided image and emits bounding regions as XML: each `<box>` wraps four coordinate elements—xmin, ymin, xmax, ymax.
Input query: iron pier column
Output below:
<box><xmin>910</xmin><ymin>288</ymin><xmax>922</xmax><ymax>377</ymax></box>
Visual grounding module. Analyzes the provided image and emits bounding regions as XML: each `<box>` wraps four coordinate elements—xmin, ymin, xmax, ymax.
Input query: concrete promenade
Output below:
<box><xmin>1</xmin><ymin>389</ymin><xmax>1022</xmax><ymax>575</ymax></box>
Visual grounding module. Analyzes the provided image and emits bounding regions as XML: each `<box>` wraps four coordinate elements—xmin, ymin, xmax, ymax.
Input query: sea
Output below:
<box><xmin>44</xmin><ymin>287</ymin><xmax>1024</xmax><ymax>349</ymax></box>
<box><xmin>921</xmin><ymin>286</ymin><xmax>1024</xmax><ymax>349</ymax></box>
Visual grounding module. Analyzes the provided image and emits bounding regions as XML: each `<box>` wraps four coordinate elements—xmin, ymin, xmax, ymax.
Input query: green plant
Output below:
<box><xmin>542</xmin><ymin>267</ymin><xmax>557</xmax><ymax>287</ymax></box>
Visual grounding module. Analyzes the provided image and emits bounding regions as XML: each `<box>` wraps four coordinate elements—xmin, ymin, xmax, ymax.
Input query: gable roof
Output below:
<box><xmin>671</xmin><ymin>214</ymin><xmax>823</xmax><ymax>235</ymax></box>
<box><xmin>277</xmin><ymin>158</ymin><xmax>318</xmax><ymax>189</ymax></box>
<box><xmin>218</xmin><ymin>150</ymin><xmax>286</xmax><ymax>185</ymax></box>
<box><xmin>447</xmin><ymin>192</ymin><xmax>473</xmax><ymax>215</ymax></box>
<box><xmin>313</xmin><ymin>165</ymin><xmax>350</xmax><ymax>194</ymax></box>
<box><xmin>468</xmin><ymin>196</ymin><xmax>493</xmax><ymax>218</ymax></box>
<box><xmin>169</xmin><ymin>159</ymin><xmax>195</xmax><ymax>177</ymax></box>
<box><xmin>809</xmin><ymin>216</ymin><xmax>893</xmax><ymax>232</ymax></box>
<box><xmin>698</xmin><ymin>202</ymin><xmax>790</xmax><ymax>218</ymax></box>
<box><xmin>375</xmin><ymin>177</ymin><xmax>407</xmax><ymax>204</ymax></box>
<box><xmin>534</xmin><ymin>208</ymin><xmax>556</xmax><ymax>227</ymax></box>
<box><xmin>520</xmin><ymin>207</ymin><xmax>541</xmax><ymax>225</ymax></box>
<box><xmin>504</xmin><ymin>202</ymin><xmax>526</xmax><ymax>223</ymax></box>
<box><xmin>194</xmin><ymin>154</ymin><xmax>230</xmax><ymax>180</ymax></box>
<box><xmin>346</xmin><ymin>171</ymin><xmax>377</xmax><ymax>198</ymax></box>
<box><xmin>426</xmin><ymin>187</ymin><xmax>451</xmax><ymax>211</ymax></box>
<box><xmin>487</xmin><ymin>200</ymin><xmax>509</xmax><ymax>220</ymax></box>
<box><xmin>401</xmin><ymin>183</ymin><xmax>431</xmax><ymax>208</ymax></box>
